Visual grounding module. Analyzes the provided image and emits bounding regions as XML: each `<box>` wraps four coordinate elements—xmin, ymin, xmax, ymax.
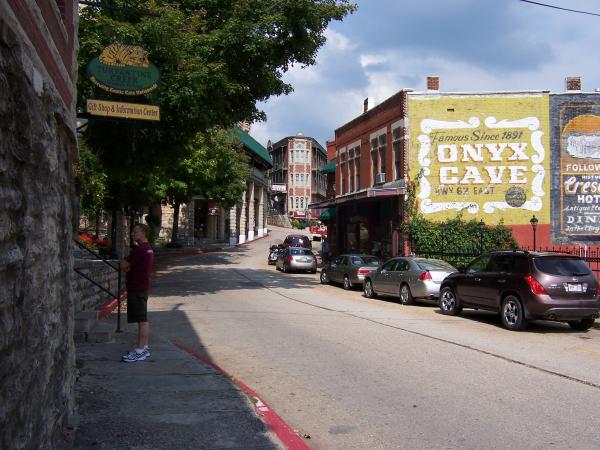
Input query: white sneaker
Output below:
<box><xmin>122</xmin><ymin>348</ymin><xmax>149</xmax><ymax>363</ymax></box>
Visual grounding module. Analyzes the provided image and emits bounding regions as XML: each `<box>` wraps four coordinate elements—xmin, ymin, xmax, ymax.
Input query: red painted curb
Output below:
<box><xmin>172</xmin><ymin>340</ymin><xmax>309</xmax><ymax>450</ymax></box>
<box><xmin>95</xmin><ymin>291</ymin><xmax>126</xmax><ymax>320</ymax></box>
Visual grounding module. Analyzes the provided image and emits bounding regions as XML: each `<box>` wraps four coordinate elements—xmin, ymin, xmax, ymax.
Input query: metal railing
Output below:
<box><xmin>73</xmin><ymin>239</ymin><xmax>123</xmax><ymax>332</ymax></box>
<box><xmin>415</xmin><ymin>244</ymin><xmax>600</xmax><ymax>278</ymax></box>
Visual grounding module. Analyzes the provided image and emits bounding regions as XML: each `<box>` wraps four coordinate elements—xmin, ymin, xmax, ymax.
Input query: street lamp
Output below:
<box><xmin>478</xmin><ymin>219</ymin><xmax>485</xmax><ymax>254</ymax></box>
<box><xmin>530</xmin><ymin>215</ymin><xmax>538</xmax><ymax>251</ymax></box>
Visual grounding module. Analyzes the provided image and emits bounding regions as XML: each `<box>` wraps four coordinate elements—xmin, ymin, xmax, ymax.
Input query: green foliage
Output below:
<box><xmin>291</xmin><ymin>219</ymin><xmax>305</xmax><ymax>229</ymax></box>
<box><xmin>77</xmin><ymin>142</ymin><xmax>108</xmax><ymax>217</ymax></box>
<box><xmin>403</xmin><ymin>173</ymin><xmax>518</xmax><ymax>267</ymax></box>
<box><xmin>77</xmin><ymin>0</ymin><xmax>356</xmax><ymax>208</ymax></box>
<box><xmin>163</xmin><ymin>127</ymin><xmax>251</xmax><ymax>207</ymax></box>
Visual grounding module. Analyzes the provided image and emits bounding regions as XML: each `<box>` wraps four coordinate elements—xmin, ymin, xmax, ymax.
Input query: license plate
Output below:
<box><xmin>299</xmin><ymin>258</ymin><xmax>311</xmax><ymax>263</ymax></box>
<box><xmin>566</xmin><ymin>283</ymin><xmax>582</xmax><ymax>293</ymax></box>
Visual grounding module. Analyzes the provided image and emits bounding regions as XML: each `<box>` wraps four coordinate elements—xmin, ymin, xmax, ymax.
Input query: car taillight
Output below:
<box><xmin>419</xmin><ymin>271</ymin><xmax>432</xmax><ymax>281</ymax></box>
<box><xmin>287</xmin><ymin>255</ymin><xmax>294</xmax><ymax>262</ymax></box>
<box><xmin>597</xmin><ymin>286</ymin><xmax>600</xmax><ymax>295</ymax></box>
<box><xmin>524</xmin><ymin>275</ymin><xmax>547</xmax><ymax>295</ymax></box>
<box><xmin>357</xmin><ymin>268</ymin><xmax>370</xmax><ymax>275</ymax></box>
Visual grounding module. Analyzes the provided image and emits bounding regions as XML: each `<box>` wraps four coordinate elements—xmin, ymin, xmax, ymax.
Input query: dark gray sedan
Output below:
<box><xmin>363</xmin><ymin>257</ymin><xmax>457</xmax><ymax>304</ymax></box>
<box><xmin>320</xmin><ymin>254</ymin><xmax>380</xmax><ymax>290</ymax></box>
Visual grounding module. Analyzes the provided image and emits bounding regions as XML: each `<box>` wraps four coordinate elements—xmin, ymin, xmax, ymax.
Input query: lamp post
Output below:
<box><xmin>478</xmin><ymin>219</ymin><xmax>485</xmax><ymax>254</ymax></box>
<box><xmin>530</xmin><ymin>215</ymin><xmax>538</xmax><ymax>251</ymax></box>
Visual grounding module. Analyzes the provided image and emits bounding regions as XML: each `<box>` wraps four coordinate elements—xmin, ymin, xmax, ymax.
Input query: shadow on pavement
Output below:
<box><xmin>74</xmin><ymin>307</ymin><xmax>282</xmax><ymax>450</ymax></box>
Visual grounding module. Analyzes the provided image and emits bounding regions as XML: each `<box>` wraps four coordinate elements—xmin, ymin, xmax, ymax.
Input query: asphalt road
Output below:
<box><xmin>150</xmin><ymin>226</ymin><xmax>600</xmax><ymax>450</ymax></box>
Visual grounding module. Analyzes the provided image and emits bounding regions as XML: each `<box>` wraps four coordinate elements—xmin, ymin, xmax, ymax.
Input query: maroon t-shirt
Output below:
<box><xmin>125</xmin><ymin>241</ymin><xmax>154</xmax><ymax>292</ymax></box>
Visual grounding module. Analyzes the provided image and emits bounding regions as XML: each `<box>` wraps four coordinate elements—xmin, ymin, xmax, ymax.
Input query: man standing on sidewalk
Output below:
<box><xmin>120</xmin><ymin>223</ymin><xmax>154</xmax><ymax>362</ymax></box>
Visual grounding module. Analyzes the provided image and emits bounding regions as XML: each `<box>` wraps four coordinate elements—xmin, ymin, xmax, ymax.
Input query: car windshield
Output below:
<box><xmin>416</xmin><ymin>259</ymin><xmax>456</xmax><ymax>272</ymax></box>
<box><xmin>533</xmin><ymin>256</ymin><xmax>592</xmax><ymax>276</ymax></box>
<box><xmin>290</xmin><ymin>248</ymin><xmax>312</xmax><ymax>256</ymax></box>
<box><xmin>351</xmin><ymin>256</ymin><xmax>379</xmax><ymax>266</ymax></box>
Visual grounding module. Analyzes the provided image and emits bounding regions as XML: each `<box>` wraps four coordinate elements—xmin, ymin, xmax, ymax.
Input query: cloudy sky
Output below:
<box><xmin>250</xmin><ymin>0</ymin><xmax>600</xmax><ymax>149</ymax></box>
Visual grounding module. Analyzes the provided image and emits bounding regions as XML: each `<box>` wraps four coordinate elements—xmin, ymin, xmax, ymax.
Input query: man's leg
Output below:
<box><xmin>138</xmin><ymin>321</ymin><xmax>149</xmax><ymax>349</ymax></box>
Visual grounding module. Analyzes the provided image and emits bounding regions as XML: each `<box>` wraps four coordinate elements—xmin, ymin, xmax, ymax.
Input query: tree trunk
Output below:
<box><xmin>171</xmin><ymin>200</ymin><xmax>180</xmax><ymax>243</ymax></box>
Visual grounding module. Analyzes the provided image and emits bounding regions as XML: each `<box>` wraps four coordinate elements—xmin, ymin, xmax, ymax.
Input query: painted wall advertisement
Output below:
<box><xmin>552</xmin><ymin>99</ymin><xmax>600</xmax><ymax>242</ymax></box>
<box><xmin>408</xmin><ymin>94</ymin><xmax>550</xmax><ymax>225</ymax></box>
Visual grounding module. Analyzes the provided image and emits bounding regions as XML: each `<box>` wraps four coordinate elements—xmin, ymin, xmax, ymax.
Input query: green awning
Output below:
<box><xmin>318</xmin><ymin>208</ymin><xmax>336</xmax><ymax>221</ymax></box>
<box><xmin>233</xmin><ymin>125</ymin><xmax>273</xmax><ymax>168</ymax></box>
<box><xmin>321</xmin><ymin>159</ymin><xmax>336</xmax><ymax>174</ymax></box>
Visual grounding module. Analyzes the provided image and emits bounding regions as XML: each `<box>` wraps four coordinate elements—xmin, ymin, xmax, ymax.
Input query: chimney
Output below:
<box><xmin>427</xmin><ymin>76</ymin><xmax>440</xmax><ymax>91</ymax></box>
<box><xmin>565</xmin><ymin>76</ymin><xmax>581</xmax><ymax>91</ymax></box>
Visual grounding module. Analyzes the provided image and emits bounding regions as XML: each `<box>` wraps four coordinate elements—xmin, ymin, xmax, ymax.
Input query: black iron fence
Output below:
<box><xmin>73</xmin><ymin>238</ymin><xmax>123</xmax><ymax>332</ymax></box>
<box><xmin>415</xmin><ymin>244</ymin><xmax>600</xmax><ymax>279</ymax></box>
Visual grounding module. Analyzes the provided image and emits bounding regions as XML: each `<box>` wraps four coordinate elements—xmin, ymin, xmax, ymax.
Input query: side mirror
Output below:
<box><xmin>457</xmin><ymin>265</ymin><xmax>466</xmax><ymax>273</ymax></box>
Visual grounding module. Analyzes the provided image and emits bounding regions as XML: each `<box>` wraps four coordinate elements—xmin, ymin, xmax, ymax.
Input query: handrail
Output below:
<box><xmin>73</xmin><ymin>238</ymin><xmax>123</xmax><ymax>332</ymax></box>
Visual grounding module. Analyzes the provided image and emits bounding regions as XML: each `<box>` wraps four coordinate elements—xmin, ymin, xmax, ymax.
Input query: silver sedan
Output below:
<box><xmin>363</xmin><ymin>257</ymin><xmax>457</xmax><ymax>304</ymax></box>
<box><xmin>320</xmin><ymin>254</ymin><xmax>380</xmax><ymax>290</ymax></box>
<box><xmin>276</xmin><ymin>247</ymin><xmax>317</xmax><ymax>273</ymax></box>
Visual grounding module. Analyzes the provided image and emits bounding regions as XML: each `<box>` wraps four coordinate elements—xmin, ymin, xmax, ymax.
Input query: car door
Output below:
<box><xmin>329</xmin><ymin>256</ymin><xmax>344</xmax><ymax>283</ymax></box>
<box><xmin>475</xmin><ymin>254</ymin><xmax>515</xmax><ymax>308</ymax></box>
<box><xmin>373</xmin><ymin>259</ymin><xmax>398</xmax><ymax>294</ymax></box>
<box><xmin>456</xmin><ymin>254</ymin><xmax>492</xmax><ymax>305</ymax></box>
<box><xmin>390</xmin><ymin>258</ymin><xmax>411</xmax><ymax>295</ymax></box>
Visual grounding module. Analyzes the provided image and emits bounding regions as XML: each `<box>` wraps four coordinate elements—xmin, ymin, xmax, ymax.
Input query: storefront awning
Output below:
<box><xmin>321</xmin><ymin>159</ymin><xmax>336</xmax><ymax>174</ymax></box>
<box><xmin>318</xmin><ymin>208</ymin><xmax>336</xmax><ymax>221</ymax></box>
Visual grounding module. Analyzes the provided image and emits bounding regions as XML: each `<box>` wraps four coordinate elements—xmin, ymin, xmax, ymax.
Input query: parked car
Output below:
<box><xmin>283</xmin><ymin>234</ymin><xmax>312</xmax><ymax>249</ymax></box>
<box><xmin>276</xmin><ymin>247</ymin><xmax>317</xmax><ymax>273</ymax></box>
<box><xmin>268</xmin><ymin>244</ymin><xmax>283</xmax><ymax>265</ymax></box>
<box><xmin>320</xmin><ymin>254</ymin><xmax>380</xmax><ymax>290</ymax></box>
<box><xmin>438</xmin><ymin>251</ymin><xmax>600</xmax><ymax>331</ymax></box>
<box><xmin>363</xmin><ymin>257</ymin><xmax>457</xmax><ymax>304</ymax></box>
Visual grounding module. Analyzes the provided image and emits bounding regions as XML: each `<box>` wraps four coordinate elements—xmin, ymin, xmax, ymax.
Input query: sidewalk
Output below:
<box><xmin>73</xmin><ymin>317</ymin><xmax>285</xmax><ymax>450</ymax></box>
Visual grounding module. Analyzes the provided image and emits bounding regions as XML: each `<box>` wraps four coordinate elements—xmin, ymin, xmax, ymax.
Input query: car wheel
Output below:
<box><xmin>343</xmin><ymin>275</ymin><xmax>353</xmax><ymax>290</ymax></box>
<box><xmin>364</xmin><ymin>279</ymin><xmax>377</xmax><ymax>299</ymax></box>
<box><xmin>501</xmin><ymin>295</ymin><xmax>528</xmax><ymax>331</ymax></box>
<box><xmin>568</xmin><ymin>318</ymin><xmax>595</xmax><ymax>331</ymax></box>
<box><xmin>399</xmin><ymin>284</ymin><xmax>414</xmax><ymax>305</ymax></box>
<box><xmin>310</xmin><ymin>269</ymin><xmax>317</xmax><ymax>274</ymax></box>
<box><xmin>320</xmin><ymin>270</ymin><xmax>329</xmax><ymax>284</ymax></box>
<box><xmin>439</xmin><ymin>287</ymin><xmax>462</xmax><ymax>316</ymax></box>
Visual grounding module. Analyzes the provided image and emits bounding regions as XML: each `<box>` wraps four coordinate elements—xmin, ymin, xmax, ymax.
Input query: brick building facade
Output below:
<box><xmin>267</xmin><ymin>133</ymin><xmax>327</xmax><ymax>220</ymax></box>
<box><xmin>313</xmin><ymin>77</ymin><xmax>600</xmax><ymax>259</ymax></box>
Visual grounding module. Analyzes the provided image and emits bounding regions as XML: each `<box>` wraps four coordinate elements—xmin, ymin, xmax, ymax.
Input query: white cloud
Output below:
<box><xmin>359</xmin><ymin>53</ymin><xmax>387</xmax><ymax>68</ymax></box>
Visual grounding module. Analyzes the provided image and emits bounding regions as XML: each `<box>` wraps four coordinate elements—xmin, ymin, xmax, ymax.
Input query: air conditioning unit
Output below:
<box><xmin>375</xmin><ymin>173</ymin><xmax>386</xmax><ymax>184</ymax></box>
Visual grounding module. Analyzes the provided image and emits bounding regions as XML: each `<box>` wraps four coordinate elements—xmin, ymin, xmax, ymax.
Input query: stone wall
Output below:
<box><xmin>0</xmin><ymin>4</ymin><xmax>78</xmax><ymax>449</ymax></box>
<box><xmin>72</xmin><ymin>259</ymin><xmax>120</xmax><ymax>313</ymax></box>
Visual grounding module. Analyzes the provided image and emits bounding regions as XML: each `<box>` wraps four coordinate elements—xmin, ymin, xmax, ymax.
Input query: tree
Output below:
<box><xmin>77</xmin><ymin>0</ymin><xmax>356</xmax><ymax>209</ymax></box>
<box><xmin>76</xmin><ymin>142</ymin><xmax>108</xmax><ymax>234</ymax></box>
<box><xmin>163</xmin><ymin>128</ymin><xmax>251</xmax><ymax>243</ymax></box>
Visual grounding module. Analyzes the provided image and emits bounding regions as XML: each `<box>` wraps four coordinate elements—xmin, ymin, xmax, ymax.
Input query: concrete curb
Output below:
<box><xmin>173</xmin><ymin>340</ymin><xmax>310</xmax><ymax>450</ymax></box>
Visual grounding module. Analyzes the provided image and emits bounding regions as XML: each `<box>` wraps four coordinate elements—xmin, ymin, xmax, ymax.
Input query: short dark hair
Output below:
<box><xmin>134</xmin><ymin>222</ymin><xmax>150</xmax><ymax>237</ymax></box>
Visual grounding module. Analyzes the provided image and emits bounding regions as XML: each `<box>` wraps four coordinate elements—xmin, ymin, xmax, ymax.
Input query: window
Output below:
<box><xmin>289</xmin><ymin>173</ymin><xmax>293</xmax><ymax>186</ymax></box>
<box><xmin>370</xmin><ymin>148</ymin><xmax>377</xmax><ymax>186</ymax></box>
<box><xmin>378</xmin><ymin>134</ymin><xmax>386</xmax><ymax>175</ymax></box>
<box><xmin>341</xmin><ymin>163</ymin><xmax>346</xmax><ymax>194</ymax></box>
<box><xmin>300</xmin><ymin>197</ymin><xmax>304</xmax><ymax>209</ymax></box>
<box><xmin>348</xmin><ymin>142</ymin><xmax>360</xmax><ymax>192</ymax></box>
<box><xmin>467</xmin><ymin>255</ymin><xmax>491</xmax><ymax>273</ymax></box>
<box><xmin>393</xmin><ymin>127</ymin><xmax>402</xmax><ymax>180</ymax></box>
<box><xmin>295</xmin><ymin>197</ymin><xmax>299</xmax><ymax>209</ymax></box>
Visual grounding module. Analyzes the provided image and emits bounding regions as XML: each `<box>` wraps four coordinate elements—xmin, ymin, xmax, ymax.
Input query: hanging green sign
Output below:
<box><xmin>86</xmin><ymin>43</ymin><xmax>161</xmax><ymax>95</ymax></box>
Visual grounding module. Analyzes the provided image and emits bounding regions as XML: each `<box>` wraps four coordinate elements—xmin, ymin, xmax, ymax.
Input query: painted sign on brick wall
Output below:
<box><xmin>408</xmin><ymin>94</ymin><xmax>550</xmax><ymax>225</ymax></box>
<box><xmin>550</xmin><ymin>95</ymin><xmax>600</xmax><ymax>243</ymax></box>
